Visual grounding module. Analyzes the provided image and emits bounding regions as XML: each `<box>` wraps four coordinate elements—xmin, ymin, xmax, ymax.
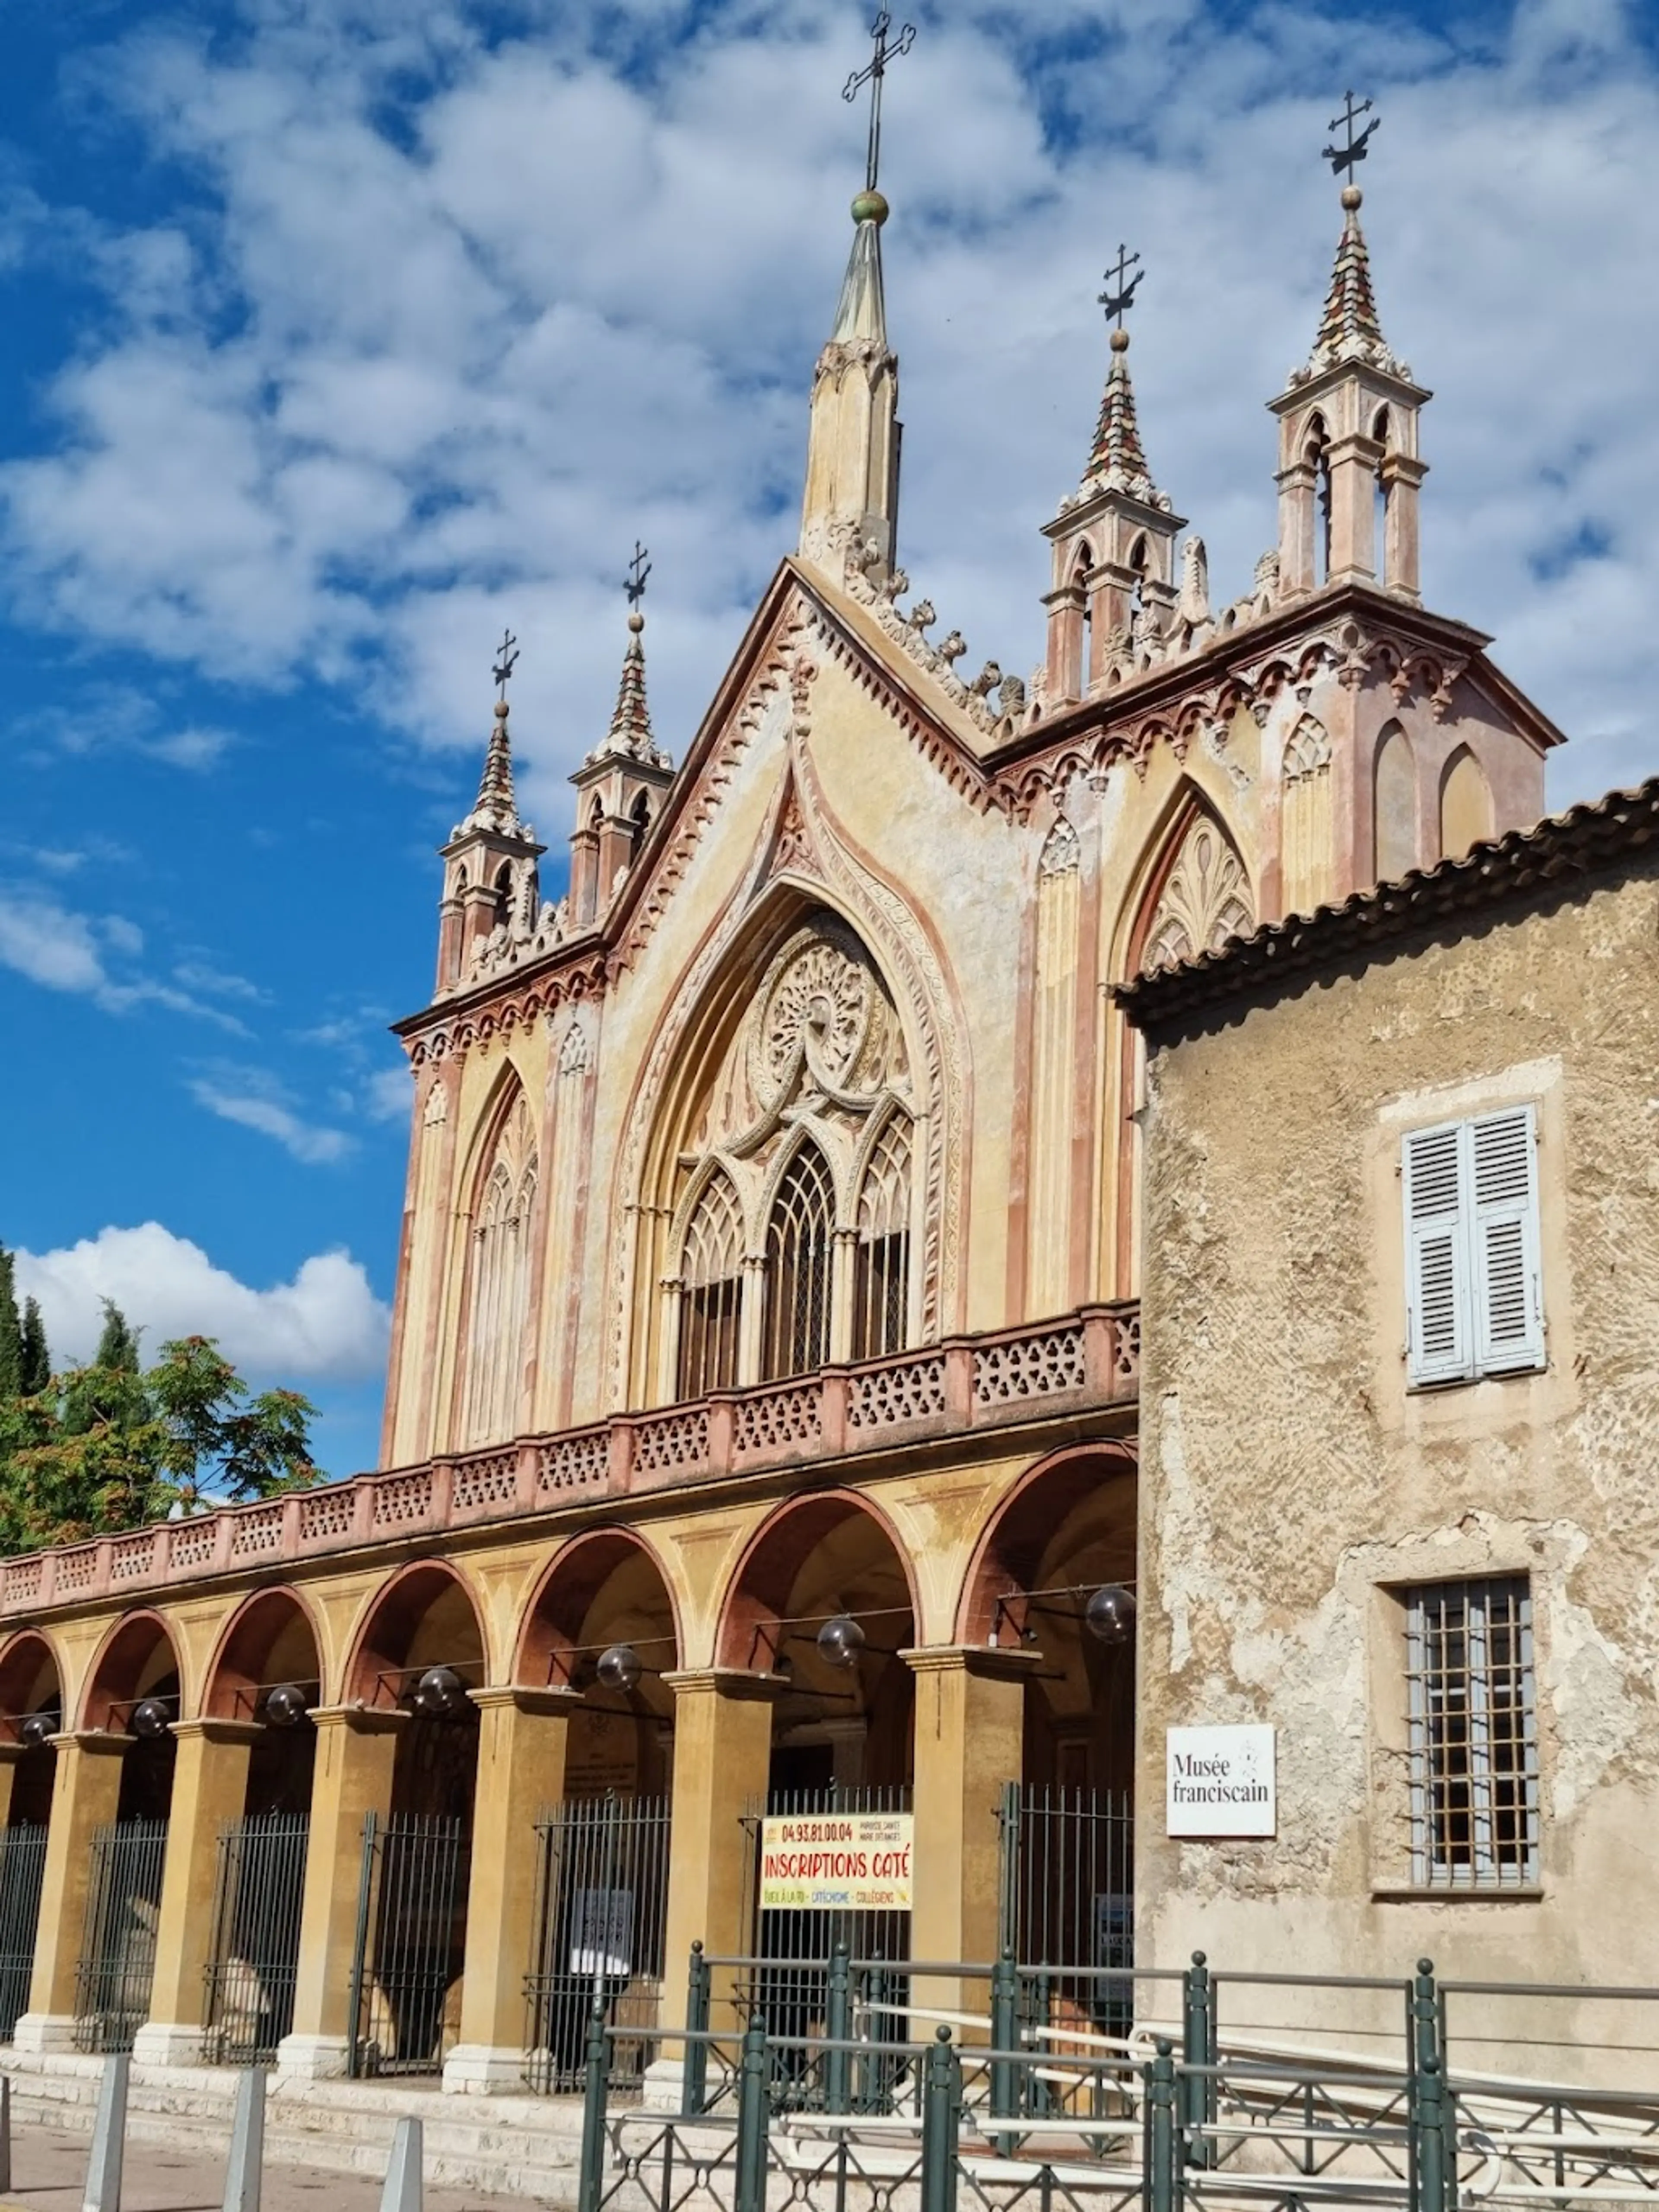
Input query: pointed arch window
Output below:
<box><xmin>462</xmin><ymin>1099</ymin><xmax>537</xmax><ymax>1446</ymax></box>
<box><xmin>763</xmin><ymin>1143</ymin><xmax>836</xmax><ymax>1381</ymax></box>
<box><xmin>677</xmin><ymin>1172</ymin><xmax>744</xmax><ymax>1399</ymax></box>
<box><xmin>852</xmin><ymin>1111</ymin><xmax>912</xmax><ymax>1362</ymax></box>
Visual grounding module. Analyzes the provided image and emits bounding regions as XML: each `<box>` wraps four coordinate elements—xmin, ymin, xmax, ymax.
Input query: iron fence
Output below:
<box><xmin>524</xmin><ymin>1792</ymin><xmax>672</xmax><ymax>2096</ymax></box>
<box><xmin>73</xmin><ymin>1817</ymin><xmax>169</xmax><ymax>2053</ymax></box>
<box><xmin>203</xmin><ymin>1811</ymin><xmax>309</xmax><ymax>2065</ymax></box>
<box><xmin>0</xmin><ymin>1823</ymin><xmax>48</xmax><ymax>2039</ymax></box>
<box><xmin>347</xmin><ymin>1811</ymin><xmax>469</xmax><ymax>2078</ymax></box>
<box><xmin>999</xmin><ymin>1781</ymin><xmax>1135</xmax><ymax>2045</ymax></box>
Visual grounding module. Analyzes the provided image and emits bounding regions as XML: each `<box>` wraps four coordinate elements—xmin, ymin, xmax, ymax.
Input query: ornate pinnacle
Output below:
<box><xmin>458</xmin><ymin>633</ymin><xmax>529</xmax><ymax>837</ymax></box>
<box><xmin>1300</xmin><ymin>188</ymin><xmax>1408</xmax><ymax>381</ymax></box>
<box><xmin>589</xmin><ymin>551</ymin><xmax>672</xmax><ymax>770</ymax></box>
<box><xmin>1087</xmin><ymin>327</ymin><xmax>1154</xmax><ymax>499</ymax></box>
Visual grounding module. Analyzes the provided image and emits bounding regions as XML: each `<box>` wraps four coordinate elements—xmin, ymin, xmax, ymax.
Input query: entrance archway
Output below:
<box><xmin>960</xmin><ymin>1446</ymin><xmax>1138</xmax><ymax>2015</ymax></box>
<box><xmin>343</xmin><ymin>1564</ymin><xmax>486</xmax><ymax>2076</ymax></box>
<box><xmin>0</xmin><ymin>1633</ymin><xmax>60</xmax><ymax>2037</ymax></box>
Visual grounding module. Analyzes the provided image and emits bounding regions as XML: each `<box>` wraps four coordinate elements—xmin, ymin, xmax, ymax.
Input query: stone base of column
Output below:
<box><xmin>131</xmin><ymin>2022</ymin><xmax>213</xmax><ymax>2067</ymax></box>
<box><xmin>641</xmin><ymin>2056</ymin><xmax>689</xmax><ymax>2114</ymax></box>
<box><xmin>273</xmin><ymin>2032</ymin><xmax>352</xmax><ymax>2081</ymax></box>
<box><xmin>441</xmin><ymin>2044</ymin><xmax>531</xmax><ymax>2095</ymax></box>
<box><xmin>10</xmin><ymin>2013</ymin><xmax>80</xmax><ymax>2054</ymax></box>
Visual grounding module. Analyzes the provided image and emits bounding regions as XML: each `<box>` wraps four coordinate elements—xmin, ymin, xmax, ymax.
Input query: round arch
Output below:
<box><xmin>80</xmin><ymin>1609</ymin><xmax>184</xmax><ymax>1733</ymax></box>
<box><xmin>0</xmin><ymin>1630</ymin><xmax>64</xmax><ymax>1828</ymax></box>
<box><xmin>344</xmin><ymin>1559</ymin><xmax>487</xmax><ymax>1709</ymax></box>
<box><xmin>518</xmin><ymin>1529</ymin><xmax>683</xmax><ymax>1801</ymax></box>
<box><xmin>204</xmin><ymin>1588</ymin><xmax>325</xmax><ymax>1819</ymax></box>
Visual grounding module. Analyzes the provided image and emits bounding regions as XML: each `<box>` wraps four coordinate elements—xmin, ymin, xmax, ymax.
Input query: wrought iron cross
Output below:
<box><xmin>1097</xmin><ymin>243</ymin><xmax>1144</xmax><ymax>329</ymax></box>
<box><xmin>1323</xmin><ymin>89</ymin><xmax>1379</xmax><ymax>181</ymax></box>
<box><xmin>492</xmin><ymin>627</ymin><xmax>518</xmax><ymax>699</ymax></box>
<box><xmin>842</xmin><ymin>9</ymin><xmax>916</xmax><ymax>194</ymax></box>
<box><xmin>625</xmin><ymin>542</ymin><xmax>652</xmax><ymax>608</ymax></box>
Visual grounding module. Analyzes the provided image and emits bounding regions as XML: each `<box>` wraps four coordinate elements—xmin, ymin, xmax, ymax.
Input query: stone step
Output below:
<box><xmin>0</xmin><ymin>2049</ymin><xmax>589</xmax><ymax>2201</ymax></box>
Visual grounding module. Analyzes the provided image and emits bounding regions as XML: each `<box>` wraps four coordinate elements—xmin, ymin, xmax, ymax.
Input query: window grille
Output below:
<box><xmin>852</xmin><ymin>1112</ymin><xmax>912</xmax><ymax>1362</ymax></box>
<box><xmin>763</xmin><ymin>1143</ymin><xmax>835</xmax><ymax>1381</ymax></box>
<box><xmin>677</xmin><ymin>1172</ymin><xmax>744</xmax><ymax>1399</ymax></box>
<box><xmin>1405</xmin><ymin>1577</ymin><xmax>1539</xmax><ymax>1890</ymax></box>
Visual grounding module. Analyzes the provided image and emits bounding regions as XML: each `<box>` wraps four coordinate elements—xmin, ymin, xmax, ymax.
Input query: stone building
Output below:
<box><xmin>0</xmin><ymin>155</ymin><xmax>1578</xmax><ymax>2103</ymax></box>
<box><xmin>1118</xmin><ymin>782</ymin><xmax>1659</xmax><ymax>2060</ymax></box>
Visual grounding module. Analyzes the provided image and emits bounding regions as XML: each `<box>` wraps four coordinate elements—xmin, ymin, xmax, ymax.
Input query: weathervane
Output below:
<box><xmin>1098</xmin><ymin>244</ymin><xmax>1144</xmax><ymax>330</ymax></box>
<box><xmin>843</xmin><ymin>9</ymin><xmax>916</xmax><ymax>195</ymax></box>
<box><xmin>1323</xmin><ymin>90</ymin><xmax>1379</xmax><ymax>184</ymax></box>
<box><xmin>625</xmin><ymin>541</ymin><xmax>652</xmax><ymax>609</ymax></box>
<box><xmin>492</xmin><ymin>627</ymin><xmax>518</xmax><ymax>701</ymax></box>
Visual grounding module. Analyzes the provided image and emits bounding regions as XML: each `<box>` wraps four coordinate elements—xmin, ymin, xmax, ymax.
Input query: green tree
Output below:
<box><xmin>92</xmin><ymin>1299</ymin><xmax>142</xmax><ymax>1374</ymax></box>
<box><xmin>0</xmin><ymin>1250</ymin><xmax>21</xmax><ymax>1401</ymax></box>
<box><xmin>18</xmin><ymin>1299</ymin><xmax>49</xmax><ymax>1397</ymax></box>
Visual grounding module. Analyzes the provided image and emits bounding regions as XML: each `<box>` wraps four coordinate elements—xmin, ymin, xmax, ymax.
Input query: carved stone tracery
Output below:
<box><xmin>1141</xmin><ymin>817</ymin><xmax>1255</xmax><ymax>974</ymax></box>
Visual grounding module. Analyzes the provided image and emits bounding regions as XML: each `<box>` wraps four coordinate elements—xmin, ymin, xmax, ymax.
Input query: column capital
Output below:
<box><xmin>169</xmin><ymin>1718</ymin><xmax>265</xmax><ymax>1747</ymax></box>
<box><xmin>468</xmin><ymin>1684</ymin><xmax>585</xmax><ymax>1719</ymax></box>
<box><xmin>310</xmin><ymin>1702</ymin><xmax>408</xmax><ymax>1736</ymax></box>
<box><xmin>899</xmin><ymin>1645</ymin><xmax>1046</xmax><ymax>1684</ymax></box>
<box><xmin>662</xmin><ymin>1667</ymin><xmax>787</xmax><ymax>1704</ymax></box>
<box><xmin>48</xmin><ymin>1728</ymin><xmax>133</xmax><ymax>1757</ymax></box>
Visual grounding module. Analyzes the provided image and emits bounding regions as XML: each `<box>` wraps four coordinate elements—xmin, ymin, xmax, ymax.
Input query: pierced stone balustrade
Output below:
<box><xmin>0</xmin><ymin>1302</ymin><xmax>1137</xmax><ymax>1614</ymax></box>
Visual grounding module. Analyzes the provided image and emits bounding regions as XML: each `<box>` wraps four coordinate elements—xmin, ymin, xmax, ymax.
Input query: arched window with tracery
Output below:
<box><xmin>763</xmin><ymin>1142</ymin><xmax>835</xmax><ymax>1381</ymax></box>
<box><xmin>677</xmin><ymin>1171</ymin><xmax>744</xmax><ymax>1399</ymax></box>
<box><xmin>852</xmin><ymin>1110</ymin><xmax>912</xmax><ymax>1361</ymax></box>
<box><xmin>461</xmin><ymin>1094</ymin><xmax>537</xmax><ymax>1446</ymax></box>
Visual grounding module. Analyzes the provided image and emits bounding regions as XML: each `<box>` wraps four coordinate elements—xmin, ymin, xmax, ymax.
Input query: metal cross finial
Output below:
<box><xmin>1097</xmin><ymin>244</ymin><xmax>1144</xmax><ymax>330</ymax></box>
<box><xmin>492</xmin><ymin>627</ymin><xmax>518</xmax><ymax>700</ymax></box>
<box><xmin>1323</xmin><ymin>89</ymin><xmax>1379</xmax><ymax>181</ymax></box>
<box><xmin>625</xmin><ymin>542</ymin><xmax>652</xmax><ymax>608</ymax></box>
<box><xmin>842</xmin><ymin>9</ymin><xmax>916</xmax><ymax>194</ymax></box>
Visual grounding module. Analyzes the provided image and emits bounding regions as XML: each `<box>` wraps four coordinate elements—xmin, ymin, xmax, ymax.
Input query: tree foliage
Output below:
<box><xmin>0</xmin><ymin>1260</ymin><xmax>321</xmax><ymax>1553</ymax></box>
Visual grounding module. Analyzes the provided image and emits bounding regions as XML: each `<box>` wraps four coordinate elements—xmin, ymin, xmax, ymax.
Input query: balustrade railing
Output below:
<box><xmin>0</xmin><ymin>1303</ymin><xmax>1136</xmax><ymax>1615</ymax></box>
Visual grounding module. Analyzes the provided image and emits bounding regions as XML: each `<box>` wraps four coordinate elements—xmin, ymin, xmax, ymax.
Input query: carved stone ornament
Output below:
<box><xmin>1141</xmin><ymin>816</ymin><xmax>1255</xmax><ymax>974</ymax></box>
<box><xmin>755</xmin><ymin>934</ymin><xmax>874</xmax><ymax>1103</ymax></box>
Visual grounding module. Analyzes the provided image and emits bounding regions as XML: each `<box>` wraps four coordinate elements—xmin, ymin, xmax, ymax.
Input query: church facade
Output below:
<box><xmin>0</xmin><ymin>159</ymin><xmax>1575</xmax><ymax>2093</ymax></box>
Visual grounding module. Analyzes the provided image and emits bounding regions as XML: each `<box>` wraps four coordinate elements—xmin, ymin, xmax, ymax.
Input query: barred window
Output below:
<box><xmin>852</xmin><ymin>1111</ymin><xmax>912</xmax><ymax>1362</ymax></box>
<box><xmin>762</xmin><ymin>1143</ymin><xmax>835</xmax><ymax>1381</ymax></box>
<box><xmin>1406</xmin><ymin>1578</ymin><xmax>1539</xmax><ymax>1890</ymax></box>
<box><xmin>677</xmin><ymin>1173</ymin><xmax>744</xmax><ymax>1400</ymax></box>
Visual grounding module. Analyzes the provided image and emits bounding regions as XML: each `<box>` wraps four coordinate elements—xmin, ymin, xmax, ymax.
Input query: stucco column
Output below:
<box><xmin>0</xmin><ymin>1743</ymin><xmax>26</xmax><ymax>1828</ymax></box>
<box><xmin>276</xmin><ymin>1706</ymin><xmax>404</xmax><ymax>2081</ymax></box>
<box><xmin>659</xmin><ymin>1670</ymin><xmax>781</xmax><ymax>2031</ymax></box>
<box><xmin>445</xmin><ymin>1687</ymin><xmax>583</xmax><ymax>2094</ymax></box>
<box><xmin>903</xmin><ymin>1648</ymin><xmax>1038</xmax><ymax>2027</ymax></box>
<box><xmin>14</xmin><ymin>1730</ymin><xmax>131</xmax><ymax>2052</ymax></box>
<box><xmin>133</xmin><ymin>1719</ymin><xmax>262</xmax><ymax>2064</ymax></box>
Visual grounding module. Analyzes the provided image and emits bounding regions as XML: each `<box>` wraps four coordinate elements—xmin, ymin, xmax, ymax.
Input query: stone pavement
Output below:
<box><xmin>0</xmin><ymin>2121</ymin><xmax>543</xmax><ymax>2212</ymax></box>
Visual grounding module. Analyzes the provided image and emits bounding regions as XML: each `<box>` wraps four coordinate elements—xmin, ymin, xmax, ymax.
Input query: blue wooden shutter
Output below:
<box><xmin>1470</xmin><ymin>1105</ymin><xmax>1545</xmax><ymax>1374</ymax></box>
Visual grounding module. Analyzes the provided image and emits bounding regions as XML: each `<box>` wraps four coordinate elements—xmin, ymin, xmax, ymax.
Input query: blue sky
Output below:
<box><xmin>1</xmin><ymin>0</ymin><xmax>1655</xmax><ymax>1482</ymax></box>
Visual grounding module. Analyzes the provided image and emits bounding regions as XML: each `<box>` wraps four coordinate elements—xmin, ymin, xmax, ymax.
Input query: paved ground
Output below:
<box><xmin>0</xmin><ymin>2124</ymin><xmax>540</xmax><ymax>2212</ymax></box>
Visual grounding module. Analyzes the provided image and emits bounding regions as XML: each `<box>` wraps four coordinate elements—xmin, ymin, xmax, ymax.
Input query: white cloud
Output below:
<box><xmin>362</xmin><ymin>1065</ymin><xmax>411</xmax><ymax>1124</ymax></box>
<box><xmin>0</xmin><ymin>887</ymin><xmax>250</xmax><ymax>1031</ymax></box>
<box><xmin>14</xmin><ymin>1223</ymin><xmax>390</xmax><ymax>1384</ymax></box>
<box><xmin>188</xmin><ymin>1071</ymin><xmax>354</xmax><ymax>1163</ymax></box>
<box><xmin>0</xmin><ymin>0</ymin><xmax>1655</xmax><ymax>813</ymax></box>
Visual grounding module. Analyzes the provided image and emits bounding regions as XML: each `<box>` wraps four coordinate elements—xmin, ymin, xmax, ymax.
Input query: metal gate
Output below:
<box><xmin>739</xmin><ymin>1784</ymin><xmax>912</xmax><ymax>2107</ymax></box>
<box><xmin>203</xmin><ymin>1812</ymin><xmax>309</xmax><ymax>2064</ymax></box>
<box><xmin>347</xmin><ymin>1812</ymin><xmax>469</xmax><ymax>2078</ymax></box>
<box><xmin>524</xmin><ymin>1792</ymin><xmax>671</xmax><ymax>2095</ymax></box>
<box><xmin>0</xmin><ymin>1824</ymin><xmax>48</xmax><ymax>2039</ymax></box>
<box><xmin>998</xmin><ymin>1781</ymin><xmax>1134</xmax><ymax>2037</ymax></box>
<box><xmin>73</xmin><ymin>1818</ymin><xmax>169</xmax><ymax>2053</ymax></box>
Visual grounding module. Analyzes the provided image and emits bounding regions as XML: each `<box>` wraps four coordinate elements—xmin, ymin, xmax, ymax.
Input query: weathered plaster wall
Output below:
<box><xmin>1137</xmin><ymin>862</ymin><xmax>1659</xmax><ymax>2017</ymax></box>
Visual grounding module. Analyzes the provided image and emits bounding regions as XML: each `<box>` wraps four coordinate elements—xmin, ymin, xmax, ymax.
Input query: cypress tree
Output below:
<box><xmin>19</xmin><ymin>1299</ymin><xmax>49</xmax><ymax>1396</ymax></box>
<box><xmin>92</xmin><ymin>1300</ymin><xmax>141</xmax><ymax>1373</ymax></box>
<box><xmin>0</xmin><ymin>1250</ymin><xmax>21</xmax><ymax>1400</ymax></box>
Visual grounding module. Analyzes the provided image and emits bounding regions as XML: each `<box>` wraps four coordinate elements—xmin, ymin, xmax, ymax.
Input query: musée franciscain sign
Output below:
<box><xmin>1166</xmin><ymin>1725</ymin><xmax>1277</xmax><ymax>1838</ymax></box>
<box><xmin>759</xmin><ymin>1811</ymin><xmax>915</xmax><ymax>1911</ymax></box>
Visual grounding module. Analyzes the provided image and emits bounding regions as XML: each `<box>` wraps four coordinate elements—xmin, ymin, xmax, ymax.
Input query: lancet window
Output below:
<box><xmin>461</xmin><ymin>1093</ymin><xmax>537</xmax><ymax>1446</ymax></box>
<box><xmin>664</xmin><ymin>914</ymin><xmax>919</xmax><ymax>1397</ymax></box>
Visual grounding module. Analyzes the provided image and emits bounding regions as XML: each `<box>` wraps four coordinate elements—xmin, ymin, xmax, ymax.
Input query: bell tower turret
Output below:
<box><xmin>568</xmin><ymin>546</ymin><xmax>674</xmax><ymax>927</ymax></box>
<box><xmin>436</xmin><ymin>631</ymin><xmax>544</xmax><ymax>994</ymax></box>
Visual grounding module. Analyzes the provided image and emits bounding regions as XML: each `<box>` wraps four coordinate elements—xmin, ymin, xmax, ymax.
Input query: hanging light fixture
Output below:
<box><xmin>413</xmin><ymin>1665</ymin><xmax>465</xmax><ymax>1717</ymax></box>
<box><xmin>130</xmin><ymin>1696</ymin><xmax>172</xmax><ymax>1740</ymax></box>
<box><xmin>595</xmin><ymin>1644</ymin><xmax>642</xmax><ymax>1694</ymax></box>
<box><xmin>19</xmin><ymin>1707</ymin><xmax>58</xmax><ymax>1749</ymax></box>
<box><xmin>1084</xmin><ymin>1585</ymin><xmax>1137</xmax><ymax>1646</ymax></box>
<box><xmin>263</xmin><ymin>1683</ymin><xmax>311</xmax><ymax>1729</ymax></box>
<box><xmin>816</xmin><ymin>1615</ymin><xmax>867</xmax><ymax>1670</ymax></box>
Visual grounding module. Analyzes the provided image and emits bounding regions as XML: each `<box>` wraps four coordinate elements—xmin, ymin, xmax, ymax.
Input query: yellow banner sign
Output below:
<box><xmin>759</xmin><ymin>1811</ymin><xmax>915</xmax><ymax>1912</ymax></box>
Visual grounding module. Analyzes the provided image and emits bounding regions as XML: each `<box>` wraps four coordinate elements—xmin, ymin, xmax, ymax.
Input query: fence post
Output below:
<box><xmin>684</xmin><ymin>1942</ymin><xmax>710</xmax><ymax>2117</ymax></box>
<box><xmin>578</xmin><ymin>1999</ymin><xmax>610</xmax><ymax>2212</ymax></box>
<box><xmin>988</xmin><ymin>1945</ymin><xmax>1019</xmax><ymax>2152</ymax></box>
<box><xmin>735</xmin><ymin>2012</ymin><xmax>770</xmax><ymax>2212</ymax></box>
<box><xmin>378</xmin><ymin>2118</ymin><xmax>422</xmax><ymax>2212</ymax></box>
<box><xmin>824</xmin><ymin>1942</ymin><xmax>851</xmax><ymax>2115</ymax></box>
<box><xmin>1413</xmin><ymin>2053</ymin><xmax>1447</xmax><ymax>2212</ymax></box>
<box><xmin>1181</xmin><ymin>1953</ymin><xmax>1214</xmax><ymax>2170</ymax></box>
<box><xmin>0</xmin><ymin>2073</ymin><xmax>11</xmax><ymax>2196</ymax></box>
<box><xmin>222</xmin><ymin>2067</ymin><xmax>266</xmax><ymax>2212</ymax></box>
<box><xmin>82</xmin><ymin>2053</ymin><xmax>129</xmax><ymax>2212</ymax></box>
<box><xmin>921</xmin><ymin>2027</ymin><xmax>960</xmax><ymax>2212</ymax></box>
<box><xmin>1144</xmin><ymin>2038</ymin><xmax>1179</xmax><ymax>2212</ymax></box>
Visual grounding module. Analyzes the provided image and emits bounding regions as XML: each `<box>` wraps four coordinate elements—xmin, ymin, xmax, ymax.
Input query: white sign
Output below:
<box><xmin>569</xmin><ymin>1888</ymin><xmax>635</xmax><ymax>1978</ymax></box>
<box><xmin>759</xmin><ymin>1812</ymin><xmax>914</xmax><ymax>1911</ymax></box>
<box><xmin>1166</xmin><ymin>1725</ymin><xmax>1277</xmax><ymax>1838</ymax></box>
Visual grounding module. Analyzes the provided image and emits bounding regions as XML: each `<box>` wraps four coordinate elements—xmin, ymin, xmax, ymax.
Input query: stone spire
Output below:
<box><xmin>589</xmin><ymin>604</ymin><xmax>670</xmax><ymax>770</ymax></box>
<box><xmin>1302</xmin><ymin>186</ymin><xmax>1407</xmax><ymax>380</ymax></box>
<box><xmin>435</xmin><ymin>637</ymin><xmax>544</xmax><ymax>995</ymax></box>
<box><xmin>798</xmin><ymin>187</ymin><xmax>902</xmax><ymax>586</ymax></box>
<box><xmin>460</xmin><ymin>697</ymin><xmax>525</xmax><ymax>835</ymax></box>
<box><xmin>568</xmin><ymin>555</ymin><xmax>676</xmax><ymax>926</ymax></box>
<box><xmin>1085</xmin><ymin>327</ymin><xmax>1157</xmax><ymax>501</ymax></box>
